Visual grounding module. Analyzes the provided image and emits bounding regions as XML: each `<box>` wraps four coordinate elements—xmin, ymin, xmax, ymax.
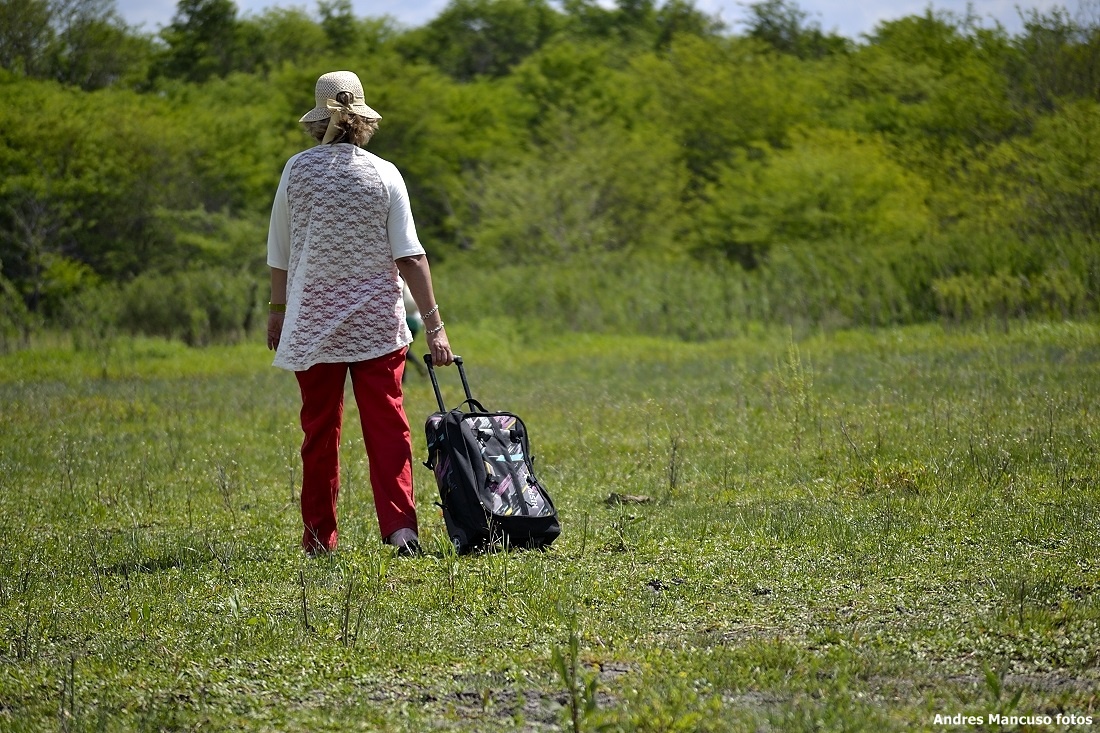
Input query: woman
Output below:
<box><xmin>266</xmin><ymin>70</ymin><xmax>453</xmax><ymax>557</ymax></box>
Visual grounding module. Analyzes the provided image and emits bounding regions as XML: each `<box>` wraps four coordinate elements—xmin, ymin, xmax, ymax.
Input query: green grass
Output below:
<box><xmin>1</xmin><ymin>322</ymin><xmax>1098</xmax><ymax>731</ymax></box>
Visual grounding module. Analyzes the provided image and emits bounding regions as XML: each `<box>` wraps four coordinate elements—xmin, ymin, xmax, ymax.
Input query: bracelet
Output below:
<box><xmin>426</xmin><ymin>321</ymin><xmax>445</xmax><ymax>335</ymax></box>
<box><xmin>422</xmin><ymin>304</ymin><xmax>439</xmax><ymax>320</ymax></box>
<box><xmin>269</xmin><ymin>302</ymin><xmax>286</xmax><ymax>313</ymax></box>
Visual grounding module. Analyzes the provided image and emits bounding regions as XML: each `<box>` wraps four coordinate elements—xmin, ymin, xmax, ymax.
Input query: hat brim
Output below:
<box><xmin>299</xmin><ymin>102</ymin><xmax>382</xmax><ymax>123</ymax></box>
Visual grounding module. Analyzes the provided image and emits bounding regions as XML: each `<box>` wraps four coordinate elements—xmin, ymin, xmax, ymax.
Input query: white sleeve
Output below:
<box><xmin>266</xmin><ymin>155</ymin><xmax>299</xmax><ymax>270</ymax></box>
<box><xmin>373</xmin><ymin>155</ymin><xmax>426</xmax><ymax>260</ymax></box>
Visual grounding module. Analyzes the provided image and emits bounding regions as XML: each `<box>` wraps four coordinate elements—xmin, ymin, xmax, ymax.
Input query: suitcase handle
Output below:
<box><xmin>424</xmin><ymin>354</ymin><xmax>474</xmax><ymax>412</ymax></box>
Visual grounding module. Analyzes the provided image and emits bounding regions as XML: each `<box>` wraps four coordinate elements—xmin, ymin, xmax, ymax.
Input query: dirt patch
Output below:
<box><xmin>948</xmin><ymin>673</ymin><xmax>1100</xmax><ymax>695</ymax></box>
<box><xmin>344</xmin><ymin>667</ymin><xmax>630</xmax><ymax>731</ymax></box>
<box><xmin>426</xmin><ymin>688</ymin><xmax>567</xmax><ymax>731</ymax></box>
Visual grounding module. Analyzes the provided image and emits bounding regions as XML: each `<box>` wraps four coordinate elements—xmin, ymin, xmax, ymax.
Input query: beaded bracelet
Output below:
<box><xmin>426</xmin><ymin>321</ymin><xmax>445</xmax><ymax>335</ymax></box>
<box><xmin>422</xmin><ymin>304</ymin><xmax>439</xmax><ymax>320</ymax></box>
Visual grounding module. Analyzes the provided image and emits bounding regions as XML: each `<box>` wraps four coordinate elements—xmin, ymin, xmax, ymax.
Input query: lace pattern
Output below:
<box><xmin>273</xmin><ymin>145</ymin><xmax>411</xmax><ymax>371</ymax></box>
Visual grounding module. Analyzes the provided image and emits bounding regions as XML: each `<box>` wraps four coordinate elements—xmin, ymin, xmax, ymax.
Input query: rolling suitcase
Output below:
<box><xmin>422</xmin><ymin>354</ymin><xmax>560</xmax><ymax>554</ymax></box>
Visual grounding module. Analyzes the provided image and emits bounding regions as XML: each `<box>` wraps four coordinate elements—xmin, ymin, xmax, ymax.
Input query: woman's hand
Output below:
<box><xmin>426</xmin><ymin>327</ymin><xmax>453</xmax><ymax>366</ymax></box>
<box><xmin>267</xmin><ymin>312</ymin><xmax>284</xmax><ymax>351</ymax></box>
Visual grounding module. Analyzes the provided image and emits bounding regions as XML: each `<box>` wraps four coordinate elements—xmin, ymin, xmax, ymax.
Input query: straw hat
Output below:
<box><xmin>299</xmin><ymin>71</ymin><xmax>381</xmax><ymax>123</ymax></box>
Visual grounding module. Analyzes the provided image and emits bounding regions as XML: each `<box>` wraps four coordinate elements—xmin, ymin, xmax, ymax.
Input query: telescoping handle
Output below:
<box><xmin>423</xmin><ymin>354</ymin><xmax>472</xmax><ymax>412</ymax></box>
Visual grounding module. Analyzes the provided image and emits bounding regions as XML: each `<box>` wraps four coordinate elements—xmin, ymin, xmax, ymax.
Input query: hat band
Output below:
<box><xmin>321</xmin><ymin>96</ymin><xmax>361</xmax><ymax>144</ymax></box>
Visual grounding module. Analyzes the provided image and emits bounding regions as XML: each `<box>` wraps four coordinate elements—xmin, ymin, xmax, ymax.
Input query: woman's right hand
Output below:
<box><xmin>426</xmin><ymin>327</ymin><xmax>453</xmax><ymax>366</ymax></box>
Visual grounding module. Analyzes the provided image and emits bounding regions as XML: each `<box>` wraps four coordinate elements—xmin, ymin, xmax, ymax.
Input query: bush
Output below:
<box><xmin>36</xmin><ymin>255</ymin><xmax>102</xmax><ymax>320</ymax></box>
<box><xmin>116</xmin><ymin>269</ymin><xmax>262</xmax><ymax>345</ymax></box>
<box><xmin>932</xmin><ymin>267</ymin><xmax>1089</xmax><ymax>325</ymax></box>
<box><xmin>0</xmin><ymin>274</ymin><xmax>32</xmax><ymax>353</ymax></box>
<box><xmin>59</xmin><ymin>284</ymin><xmax>122</xmax><ymax>352</ymax></box>
<box><xmin>439</xmin><ymin>238</ymin><xmax>1097</xmax><ymax>341</ymax></box>
<box><xmin>758</xmin><ymin>244</ymin><xmax>915</xmax><ymax>330</ymax></box>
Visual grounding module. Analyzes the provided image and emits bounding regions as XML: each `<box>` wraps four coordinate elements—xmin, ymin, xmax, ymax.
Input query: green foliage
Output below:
<box><xmin>690</xmin><ymin>129</ymin><xmax>930</xmax><ymax>267</ymax></box>
<box><xmin>558</xmin><ymin>0</ymin><xmax>725</xmax><ymax>50</ymax></box>
<box><xmin>439</xmin><ymin>249</ymin><xmax>912</xmax><ymax>338</ymax></box>
<box><xmin>151</xmin><ymin>206</ymin><xmax>269</xmax><ymax>271</ymax></box>
<box><xmin>1010</xmin><ymin>5</ymin><xmax>1100</xmax><ymax>111</ymax></box>
<box><xmin>932</xmin><ymin>268</ymin><xmax>1090</xmax><ymax>324</ymax></box>
<box><xmin>35</xmin><ymin>253</ymin><xmax>100</xmax><ymax>317</ymax></box>
<box><xmin>2</xmin><ymin>0</ymin><xmax>1100</xmax><ymax>340</ymax></box>
<box><xmin>397</xmin><ymin>0</ymin><xmax>563</xmax><ymax>81</ymax></box>
<box><xmin>116</xmin><ymin>268</ymin><xmax>260</xmax><ymax>345</ymax></box>
<box><xmin>0</xmin><ymin>0</ymin><xmax>53</xmax><ymax>77</ymax></box>
<box><xmin>468</xmin><ymin>113</ymin><xmax>687</xmax><ymax>260</ymax></box>
<box><xmin>0</xmin><ymin>69</ymin><xmax>282</xmax><ymax>317</ymax></box>
<box><xmin>742</xmin><ymin>0</ymin><xmax>849</xmax><ymax>59</ymax></box>
<box><xmin>0</xmin><ymin>271</ymin><xmax>31</xmax><ymax>351</ymax></box>
<box><xmin>318</xmin><ymin>0</ymin><xmax>357</xmax><ymax>50</ymax></box>
<box><xmin>637</xmin><ymin>34</ymin><xmax>819</xmax><ymax>181</ymax></box>
<box><xmin>155</xmin><ymin>0</ymin><xmax>242</xmax><ymax>83</ymax></box>
<box><xmin>1013</xmin><ymin>100</ymin><xmax>1100</xmax><ymax>238</ymax></box>
<box><xmin>440</xmin><ymin>255</ymin><xmax>743</xmax><ymax>339</ymax></box>
<box><xmin>843</xmin><ymin>12</ymin><xmax>1025</xmax><ymax>145</ymax></box>
<box><xmin>0</xmin><ymin>0</ymin><xmax>150</xmax><ymax>89</ymax></box>
<box><xmin>509</xmin><ymin>39</ymin><xmax>623</xmax><ymax>121</ymax></box>
<box><xmin>235</xmin><ymin>7</ymin><xmax>330</xmax><ymax>74</ymax></box>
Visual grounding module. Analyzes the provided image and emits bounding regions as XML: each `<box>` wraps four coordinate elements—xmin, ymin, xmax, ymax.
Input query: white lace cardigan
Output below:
<box><xmin>266</xmin><ymin>144</ymin><xmax>426</xmax><ymax>371</ymax></box>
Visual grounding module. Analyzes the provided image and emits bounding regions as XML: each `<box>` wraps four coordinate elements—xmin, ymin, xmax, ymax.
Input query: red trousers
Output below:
<box><xmin>294</xmin><ymin>348</ymin><xmax>417</xmax><ymax>553</ymax></box>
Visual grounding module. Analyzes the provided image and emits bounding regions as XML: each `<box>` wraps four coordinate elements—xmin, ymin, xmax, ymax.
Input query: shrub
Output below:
<box><xmin>116</xmin><ymin>269</ymin><xmax>261</xmax><ymax>345</ymax></box>
<box><xmin>0</xmin><ymin>273</ymin><xmax>32</xmax><ymax>353</ymax></box>
<box><xmin>59</xmin><ymin>284</ymin><xmax>122</xmax><ymax>352</ymax></box>
<box><xmin>932</xmin><ymin>268</ymin><xmax>1089</xmax><ymax>325</ymax></box>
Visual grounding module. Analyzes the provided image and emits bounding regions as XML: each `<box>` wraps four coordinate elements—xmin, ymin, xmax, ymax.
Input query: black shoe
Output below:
<box><xmin>387</xmin><ymin>528</ymin><xmax>423</xmax><ymax>557</ymax></box>
<box><xmin>396</xmin><ymin>539</ymin><xmax>423</xmax><ymax>557</ymax></box>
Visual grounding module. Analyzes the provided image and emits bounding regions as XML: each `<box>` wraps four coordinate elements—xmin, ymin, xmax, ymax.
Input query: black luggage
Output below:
<box><xmin>422</xmin><ymin>354</ymin><xmax>560</xmax><ymax>554</ymax></box>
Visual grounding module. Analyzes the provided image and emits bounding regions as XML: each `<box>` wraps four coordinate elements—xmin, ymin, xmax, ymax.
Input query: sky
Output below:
<box><xmin>115</xmin><ymin>0</ymin><xmax>1073</xmax><ymax>39</ymax></box>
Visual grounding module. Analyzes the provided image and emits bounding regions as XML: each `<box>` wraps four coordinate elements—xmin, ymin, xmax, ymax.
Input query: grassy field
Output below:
<box><xmin>1</xmin><ymin>321</ymin><xmax>1098</xmax><ymax>731</ymax></box>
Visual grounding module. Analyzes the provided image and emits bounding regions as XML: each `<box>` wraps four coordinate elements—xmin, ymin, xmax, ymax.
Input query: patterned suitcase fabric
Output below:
<box><xmin>426</xmin><ymin>413</ymin><xmax>554</xmax><ymax>520</ymax></box>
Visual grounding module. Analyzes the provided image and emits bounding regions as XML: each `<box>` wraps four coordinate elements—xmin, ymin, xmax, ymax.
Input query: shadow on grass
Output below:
<box><xmin>97</xmin><ymin>549</ymin><xmax>212</xmax><ymax>576</ymax></box>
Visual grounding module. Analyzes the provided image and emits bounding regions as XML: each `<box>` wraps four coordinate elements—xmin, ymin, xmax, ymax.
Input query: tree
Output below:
<box><xmin>0</xmin><ymin>182</ymin><xmax>70</xmax><ymax>313</ymax></box>
<box><xmin>560</xmin><ymin>0</ymin><xmax>723</xmax><ymax>50</ymax></box>
<box><xmin>690</xmin><ymin>129</ymin><xmax>930</xmax><ymax>268</ymax></box>
<box><xmin>1009</xmin><ymin>5</ymin><xmax>1100</xmax><ymax>112</ymax></box>
<box><xmin>633</xmin><ymin>34</ymin><xmax>819</xmax><ymax>184</ymax></box>
<box><xmin>0</xmin><ymin>0</ymin><xmax>152</xmax><ymax>89</ymax></box>
<box><xmin>468</xmin><ymin>113</ymin><xmax>687</xmax><ymax>261</ymax></box>
<box><xmin>653</xmin><ymin>0</ymin><xmax>725</xmax><ymax>49</ymax></box>
<box><xmin>846</xmin><ymin>11</ymin><xmax>1023</xmax><ymax>145</ymax></box>
<box><xmin>397</xmin><ymin>0</ymin><xmax>562</xmax><ymax>80</ymax></box>
<box><xmin>510</xmin><ymin>39</ymin><xmax>621</xmax><ymax>121</ymax></box>
<box><xmin>318</xmin><ymin>0</ymin><xmax>356</xmax><ymax>50</ymax></box>
<box><xmin>0</xmin><ymin>0</ymin><xmax>54</xmax><ymax>76</ymax></box>
<box><xmin>317</xmin><ymin>0</ymin><xmax>399</xmax><ymax>59</ymax></box>
<box><xmin>236</xmin><ymin>6</ymin><xmax>328</xmax><ymax>74</ymax></box>
<box><xmin>49</xmin><ymin>0</ymin><xmax>153</xmax><ymax>89</ymax></box>
<box><xmin>156</xmin><ymin>0</ymin><xmax>242</xmax><ymax>83</ymax></box>
<box><xmin>741</xmin><ymin>0</ymin><xmax>847</xmax><ymax>59</ymax></box>
<box><xmin>1015</xmin><ymin>100</ymin><xmax>1100</xmax><ymax>239</ymax></box>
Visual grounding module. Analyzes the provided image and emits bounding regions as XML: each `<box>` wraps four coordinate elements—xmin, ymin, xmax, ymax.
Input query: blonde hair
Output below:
<box><xmin>304</xmin><ymin>90</ymin><xmax>379</xmax><ymax>146</ymax></box>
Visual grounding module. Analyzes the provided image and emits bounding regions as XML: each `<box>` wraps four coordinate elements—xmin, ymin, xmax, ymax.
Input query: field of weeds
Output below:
<box><xmin>1</xmin><ymin>322</ymin><xmax>1098</xmax><ymax>731</ymax></box>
